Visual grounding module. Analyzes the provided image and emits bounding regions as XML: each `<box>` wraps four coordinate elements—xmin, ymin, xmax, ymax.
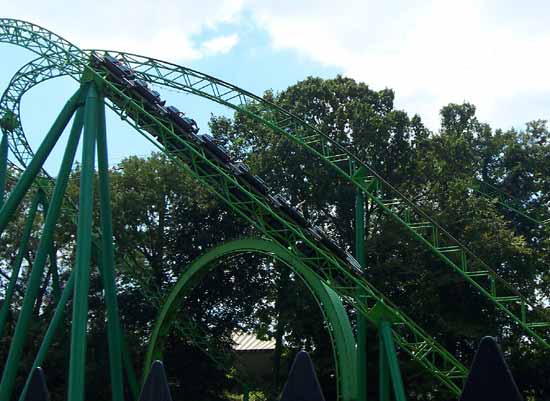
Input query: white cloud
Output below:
<box><xmin>246</xmin><ymin>0</ymin><xmax>550</xmax><ymax>130</ymax></box>
<box><xmin>3</xmin><ymin>0</ymin><xmax>550</xmax><ymax>130</ymax></box>
<box><xmin>2</xmin><ymin>0</ymin><xmax>245</xmax><ymax>61</ymax></box>
<box><xmin>201</xmin><ymin>33</ymin><xmax>240</xmax><ymax>55</ymax></box>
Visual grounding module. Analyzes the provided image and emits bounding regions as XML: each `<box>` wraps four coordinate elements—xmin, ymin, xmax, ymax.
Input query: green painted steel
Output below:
<box><xmin>0</xmin><ymin>19</ymin><xmax>473</xmax><ymax>395</ymax></box>
<box><xmin>0</xmin><ymin>189</ymin><xmax>42</xmax><ymax>338</ymax></box>
<box><xmin>355</xmin><ymin>189</ymin><xmax>368</xmax><ymax>401</ymax></box>
<box><xmin>18</xmin><ymin>273</ymin><xmax>75</xmax><ymax>401</ymax></box>
<box><xmin>0</xmin><ymin>94</ymin><xmax>83</xmax><ymax>400</ymax></box>
<box><xmin>0</xmin><ymin>29</ymin><xmax>546</xmax><ymax>358</ymax></box>
<box><xmin>38</xmin><ymin>193</ymin><xmax>62</xmax><ymax>303</ymax></box>
<box><xmin>94</xmin><ymin>56</ymin><xmax>468</xmax><ymax>394</ymax></box>
<box><xmin>96</xmin><ymin>87</ymin><xmax>125</xmax><ymax>401</ymax></box>
<box><xmin>93</xmin><ymin>53</ymin><xmax>549</xmax><ymax>348</ymax></box>
<box><xmin>67</xmin><ymin>83</ymin><xmax>98</xmax><ymax>401</ymax></box>
<box><xmin>379</xmin><ymin>333</ymin><xmax>390</xmax><ymax>401</ymax></box>
<box><xmin>1</xmin><ymin>17</ymin><xmax>545</xmax><ymax>397</ymax></box>
<box><xmin>471</xmin><ymin>179</ymin><xmax>549</xmax><ymax>227</ymax></box>
<box><xmin>145</xmin><ymin>238</ymin><xmax>357</xmax><ymax>401</ymax></box>
<box><xmin>379</xmin><ymin>321</ymin><xmax>407</xmax><ymax>401</ymax></box>
<box><xmin>79</xmin><ymin>50</ymin><xmax>549</xmax><ymax>346</ymax></box>
<box><xmin>0</xmin><ymin>87</ymin><xmax>83</xmax><ymax>233</ymax></box>
<box><xmin>0</xmin><ymin>132</ymin><xmax>7</xmax><ymax>204</ymax></box>
<box><xmin>121</xmin><ymin>337</ymin><xmax>140</xmax><ymax>401</ymax></box>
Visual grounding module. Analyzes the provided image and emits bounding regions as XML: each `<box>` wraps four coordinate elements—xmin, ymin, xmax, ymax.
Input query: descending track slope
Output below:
<box><xmin>472</xmin><ymin>179</ymin><xmax>549</xmax><ymax>227</ymax></box>
<box><xmin>0</xmin><ymin>18</ymin><xmax>469</xmax><ymax>395</ymax></box>
<box><xmin>1</xmin><ymin>17</ymin><xmax>548</xmax><ymax>393</ymax></box>
<box><xmin>1</xmin><ymin>30</ymin><xmax>548</xmax><ymax>350</ymax></box>
<box><xmin>3</xmin><ymin>44</ymin><xmax>549</xmax><ymax>350</ymax></box>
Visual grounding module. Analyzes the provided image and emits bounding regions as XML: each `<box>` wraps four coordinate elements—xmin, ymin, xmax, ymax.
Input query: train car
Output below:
<box><xmin>307</xmin><ymin>226</ymin><xmax>323</xmax><ymax>241</ymax></box>
<box><xmin>229</xmin><ymin>161</ymin><xmax>249</xmax><ymax>175</ymax></box>
<box><xmin>272</xmin><ymin>194</ymin><xmax>309</xmax><ymax>227</ymax></box>
<box><xmin>345</xmin><ymin>252</ymin><xmax>363</xmax><ymax>274</ymax></box>
<box><xmin>103</xmin><ymin>55</ymin><xmax>135</xmax><ymax>82</ymax></box>
<box><xmin>313</xmin><ymin>228</ymin><xmax>363</xmax><ymax>274</ymax></box>
<box><xmin>248</xmin><ymin>175</ymin><xmax>270</xmax><ymax>195</ymax></box>
<box><xmin>229</xmin><ymin>162</ymin><xmax>270</xmax><ymax>196</ymax></box>
<box><xmin>319</xmin><ymin>234</ymin><xmax>346</xmax><ymax>259</ymax></box>
<box><xmin>90</xmin><ymin>53</ymin><xmax>103</xmax><ymax>68</ymax></box>
<box><xmin>267</xmin><ymin>194</ymin><xmax>283</xmax><ymax>208</ymax></box>
<box><xmin>183</xmin><ymin>116</ymin><xmax>199</xmax><ymax>133</ymax></box>
<box><xmin>133</xmin><ymin>79</ymin><xmax>166</xmax><ymax>106</ymax></box>
<box><xmin>202</xmin><ymin>134</ymin><xmax>231</xmax><ymax>164</ymax></box>
<box><xmin>166</xmin><ymin>106</ymin><xmax>201</xmax><ymax>141</ymax></box>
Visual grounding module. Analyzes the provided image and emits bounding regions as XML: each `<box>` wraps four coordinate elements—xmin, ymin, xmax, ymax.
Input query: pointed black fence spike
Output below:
<box><xmin>24</xmin><ymin>367</ymin><xmax>50</xmax><ymax>401</ymax></box>
<box><xmin>459</xmin><ymin>336</ymin><xmax>523</xmax><ymax>401</ymax></box>
<box><xmin>280</xmin><ymin>351</ymin><xmax>326</xmax><ymax>401</ymax></box>
<box><xmin>139</xmin><ymin>360</ymin><xmax>173</xmax><ymax>401</ymax></box>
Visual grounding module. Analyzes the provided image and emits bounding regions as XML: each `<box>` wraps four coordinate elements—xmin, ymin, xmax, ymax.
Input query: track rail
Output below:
<box><xmin>0</xmin><ymin>18</ymin><xmax>469</xmax><ymax>394</ymax></box>
<box><xmin>1</xmin><ymin>16</ymin><xmax>547</xmax><ymax>393</ymax></box>
<box><xmin>1</xmin><ymin>24</ymin><xmax>547</xmax><ymax>349</ymax></box>
<box><xmin>471</xmin><ymin>179</ymin><xmax>549</xmax><ymax>227</ymax></box>
<box><xmin>104</xmin><ymin>50</ymin><xmax>549</xmax><ymax>347</ymax></box>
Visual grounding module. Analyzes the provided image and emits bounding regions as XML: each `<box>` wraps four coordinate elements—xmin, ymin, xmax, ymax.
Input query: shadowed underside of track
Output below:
<box><xmin>0</xmin><ymin>17</ymin><xmax>548</xmax><ymax>399</ymax></box>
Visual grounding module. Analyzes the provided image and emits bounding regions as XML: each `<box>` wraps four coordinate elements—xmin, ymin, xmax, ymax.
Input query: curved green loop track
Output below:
<box><xmin>0</xmin><ymin>17</ymin><xmax>548</xmax><ymax>397</ymax></box>
<box><xmin>145</xmin><ymin>238</ymin><xmax>357</xmax><ymax>401</ymax></box>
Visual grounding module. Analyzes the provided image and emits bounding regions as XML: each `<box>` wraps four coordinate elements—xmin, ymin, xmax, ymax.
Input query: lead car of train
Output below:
<box><xmin>90</xmin><ymin>53</ymin><xmax>363</xmax><ymax>274</ymax></box>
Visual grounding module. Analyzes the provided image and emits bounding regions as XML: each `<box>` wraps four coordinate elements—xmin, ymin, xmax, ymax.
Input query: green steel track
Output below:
<box><xmin>0</xmin><ymin>18</ymin><xmax>468</xmax><ymax>395</ymax></box>
<box><xmin>1</xmin><ymin>22</ymin><xmax>548</xmax><ymax>348</ymax></box>
<box><xmin>2</xmin><ymin>21</ymin><xmax>549</xmax><ymax>345</ymax></box>
<box><xmin>144</xmin><ymin>238</ymin><xmax>357</xmax><ymax>401</ymax></box>
<box><xmin>0</xmin><ymin>17</ymin><xmax>548</xmax><ymax>396</ymax></box>
<box><xmin>471</xmin><ymin>179</ymin><xmax>549</xmax><ymax>227</ymax></box>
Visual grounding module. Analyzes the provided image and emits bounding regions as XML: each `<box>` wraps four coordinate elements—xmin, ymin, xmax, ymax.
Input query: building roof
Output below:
<box><xmin>232</xmin><ymin>332</ymin><xmax>276</xmax><ymax>351</ymax></box>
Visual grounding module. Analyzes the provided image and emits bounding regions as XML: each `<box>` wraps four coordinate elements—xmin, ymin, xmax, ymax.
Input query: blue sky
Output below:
<box><xmin>1</xmin><ymin>1</ymin><xmax>550</xmax><ymax>174</ymax></box>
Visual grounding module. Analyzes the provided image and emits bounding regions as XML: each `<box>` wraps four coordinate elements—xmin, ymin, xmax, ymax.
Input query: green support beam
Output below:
<box><xmin>18</xmin><ymin>273</ymin><xmax>75</xmax><ymax>401</ymax></box>
<box><xmin>0</xmin><ymin>188</ymin><xmax>42</xmax><ymax>338</ymax></box>
<box><xmin>0</xmin><ymin>132</ymin><xmax>7</xmax><ymax>204</ymax></box>
<box><xmin>95</xmin><ymin>88</ymin><xmax>125</xmax><ymax>401</ymax></box>
<box><xmin>67</xmin><ymin>83</ymin><xmax>98</xmax><ymax>401</ymax></box>
<box><xmin>379</xmin><ymin>332</ymin><xmax>390</xmax><ymax>401</ymax></box>
<box><xmin>379</xmin><ymin>321</ymin><xmax>407</xmax><ymax>401</ymax></box>
<box><xmin>145</xmin><ymin>238</ymin><xmax>357</xmax><ymax>401</ymax></box>
<box><xmin>0</xmin><ymin>22</ymin><xmax>471</xmax><ymax>395</ymax></box>
<box><xmin>0</xmin><ymin>88</ymin><xmax>82</xmax><ymax>234</ymax></box>
<box><xmin>0</xmin><ymin>101</ymin><xmax>83</xmax><ymax>401</ymax></box>
<box><xmin>10</xmin><ymin>18</ymin><xmax>546</xmax><ymax>396</ymax></box>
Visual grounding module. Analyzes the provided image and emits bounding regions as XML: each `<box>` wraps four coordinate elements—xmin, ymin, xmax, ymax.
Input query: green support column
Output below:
<box><xmin>378</xmin><ymin>329</ymin><xmax>390</xmax><ymax>401</ymax></box>
<box><xmin>0</xmin><ymin>132</ymin><xmax>7</xmax><ymax>205</ymax></box>
<box><xmin>355</xmin><ymin>190</ymin><xmax>368</xmax><ymax>401</ymax></box>
<box><xmin>0</xmin><ymin>88</ymin><xmax>83</xmax><ymax>233</ymax></box>
<box><xmin>121</xmin><ymin>337</ymin><xmax>140</xmax><ymax>401</ymax></box>
<box><xmin>0</xmin><ymin>189</ymin><xmax>42</xmax><ymax>338</ymax></box>
<box><xmin>0</xmin><ymin>104</ymin><xmax>84</xmax><ymax>401</ymax></box>
<box><xmin>18</xmin><ymin>274</ymin><xmax>75</xmax><ymax>401</ymax></box>
<box><xmin>39</xmin><ymin>193</ymin><xmax>62</xmax><ymax>302</ymax></box>
<box><xmin>67</xmin><ymin>83</ymin><xmax>98</xmax><ymax>401</ymax></box>
<box><xmin>96</xmin><ymin>89</ymin><xmax>125</xmax><ymax>401</ymax></box>
<box><xmin>379</xmin><ymin>321</ymin><xmax>406</xmax><ymax>401</ymax></box>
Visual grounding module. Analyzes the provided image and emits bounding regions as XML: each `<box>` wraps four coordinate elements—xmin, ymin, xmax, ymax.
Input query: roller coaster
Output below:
<box><xmin>0</xmin><ymin>18</ymin><xmax>548</xmax><ymax>401</ymax></box>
